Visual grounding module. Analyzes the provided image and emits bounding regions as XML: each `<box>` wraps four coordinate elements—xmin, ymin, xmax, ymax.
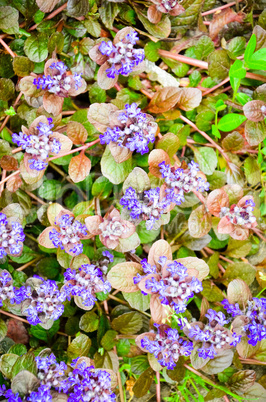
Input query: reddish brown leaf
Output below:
<box><xmin>188</xmin><ymin>205</ymin><xmax>212</xmax><ymax>238</ymax></box>
<box><xmin>0</xmin><ymin>155</ymin><xmax>18</xmax><ymax>171</ymax></box>
<box><xmin>175</xmin><ymin>88</ymin><xmax>202</xmax><ymax>111</ymax></box>
<box><xmin>147</xmin><ymin>5</ymin><xmax>162</xmax><ymax>24</ymax></box>
<box><xmin>36</xmin><ymin>0</ymin><xmax>60</xmax><ymax>12</ymax></box>
<box><xmin>209</xmin><ymin>9</ymin><xmax>245</xmax><ymax>40</ymax></box>
<box><xmin>7</xmin><ymin>319</ymin><xmax>29</xmax><ymax>344</ymax></box>
<box><xmin>66</xmin><ymin>121</ymin><xmax>88</xmax><ymax>145</ymax></box>
<box><xmin>243</xmin><ymin>100</ymin><xmax>266</xmax><ymax>122</ymax></box>
<box><xmin>68</xmin><ymin>153</ymin><xmax>91</xmax><ymax>183</ymax></box>
<box><xmin>43</xmin><ymin>92</ymin><xmax>64</xmax><ymax>116</ymax></box>
<box><xmin>6</xmin><ymin>175</ymin><xmax>22</xmax><ymax>192</ymax></box>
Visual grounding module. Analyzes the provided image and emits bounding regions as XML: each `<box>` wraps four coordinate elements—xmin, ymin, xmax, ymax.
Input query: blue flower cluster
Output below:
<box><xmin>0</xmin><ymin>385</ymin><xmax>23</xmax><ymax>402</ymax></box>
<box><xmin>134</xmin><ymin>256</ymin><xmax>203</xmax><ymax>313</ymax></box>
<box><xmin>0</xmin><ymin>212</ymin><xmax>25</xmax><ymax>258</ymax></box>
<box><xmin>141</xmin><ymin>324</ymin><xmax>193</xmax><ymax>369</ymax></box>
<box><xmin>60</xmin><ymin>360</ymin><xmax>116</xmax><ymax>402</ymax></box>
<box><xmin>12</xmin><ymin>118</ymin><xmax>61</xmax><ymax>171</ymax></box>
<box><xmin>222</xmin><ymin>297</ymin><xmax>266</xmax><ymax>346</ymax></box>
<box><xmin>0</xmin><ymin>384</ymin><xmax>52</xmax><ymax>401</ymax></box>
<box><xmin>187</xmin><ymin>309</ymin><xmax>241</xmax><ymax>359</ymax></box>
<box><xmin>33</xmin><ymin>61</ymin><xmax>82</xmax><ymax>96</ymax></box>
<box><xmin>99</xmin><ymin>31</ymin><xmax>144</xmax><ymax>78</ymax></box>
<box><xmin>0</xmin><ymin>270</ymin><xmax>24</xmax><ymax>307</ymax></box>
<box><xmin>21</xmin><ymin>278</ymin><xmax>66</xmax><ymax>325</ymax></box>
<box><xmin>159</xmin><ymin>161</ymin><xmax>209</xmax><ymax>205</ymax></box>
<box><xmin>63</xmin><ymin>263</ymin><xmax>111</xmax><ymax>308</ymax></box>
<box><xmin>36</xmin><ymin>353</ymin><xmax>67</xmax><ymax>389</ymax></box>
<box><xmin>100</xmin><ymin>103</ymin><xmax>156</xmax><ymax>155</ymax></box>
<box><xmin>120</xmin><ymin>187</ymin><xmax>169</xmax><ymax>230</ymax></box>
<box><xmin>49</xmin><ymin>214</ymin><xmax>88</xmax><ymax>256</ymax></box>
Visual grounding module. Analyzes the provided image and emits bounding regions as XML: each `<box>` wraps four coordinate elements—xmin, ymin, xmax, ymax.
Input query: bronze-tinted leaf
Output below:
<box><xmin>69</xmin><ymin>153</ymin><xmax>91</xmax><ymax>183</ymax></box>
<box><xmin>147</xmin><ymin>86</ymin><xmax>181</xmax><ymax>114</ymax></box>
<box><xmin>107</xmin><ymin>262</ymin><xmax>143</xmax><ymax>292</ymax></box>
<box><xmin>147</xmin><ymin>4</ymin><xmax>162</xmax><ymax>24</ymax></box>
<box><xmin>245</xmin><ymin>120</ymin><xmax>266</xmax><ymax>146</ymax></box>
<box><xmin>222</xmin><ymin>131</ymin><xmax>245</xmax><ymax>151</ymax></box>
<box><xmin>87</xmin><ymin>103</ymin><xmax>118</xmax><ymax>133</ymax></box>
<box><xmin>243</xmin><ymin>100</ymin><xmax>266</xmax><ymax>122</ymax></box>
<box><xmin>66</xmin><ymin>121</ymin><xmax>88</xmax><ymax>145</ymax></box>
<box><xmin>206</xmin><ymin>189</ymin><xmax>229</xmax><ymax>217</ymax></box>
<box><xmin>43</xmin><ymin>92</ymin><xmax>64</xmax><ymax>116</ymax></box>
<box><xmin>36</xmin><ymin>0</ymin><xmax>60</xmax><ymax>12</ymax></box>
<box><xmin>148</xmin><ymin>149</ymin><xmax>171</xmax><ymax>178</ymax></box>
<box><xmin>175</xmin><ymin>88</ymin><xmax>202</xmax><ymax>111</ymax></box>
<box><xmin>188</xmin><ymin>204</ymin><xmax>212</xmax><ymax>238</ymax></box>
<box><xmin>132</xmin><ymin>367</ymin><xmax>154</xmax><ymax>398</ymax></box>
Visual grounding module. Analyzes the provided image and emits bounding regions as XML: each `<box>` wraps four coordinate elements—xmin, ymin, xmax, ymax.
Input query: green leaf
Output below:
<box><xmin>0</xmin><ymin>78</ymin><xmax>15</xmax><ymax>101</ymax></box>
<box><xmin>79</xmin><ymin>312</ymin><xmax>100</xmax><ymax>332</ymax></box>
<box><xmin>12</xmin><ymin>56</ymin><xmax>34</xmax><ymax>77</ymax></box>
<box><xmin>99</xmin><ymin>0</ymin><xmax>119</xmax><ymax>29</ymax></box>
<box><xmin>223</xmin><ymin>262</ymin><xmax>256</xmax><ymax>286</ymax></box>
<box><xmin>101</xmin><ymin>330</ymin><xmax>118</xmax><ymax>351</ymax></box>
<box><xmin>218</xmin><ymin>114</ymin><xmax>247</xmax><ymax>132</ymax></box>
<box><xmin>67</xmin><ymin>0</ymin><xmax>89</xmax><ymax>17</ymax></box>
<box><xmin>226</xmin><ymin>238</ymin><xmax>252</xmax><ymax>258</ymax></box>
<box><xmin>0</xmin><ymin>354</ymin><xmax>19</xmax><ymax>379</ymax></box>
<box><xmin>194</xmin><ymin>36</ymin><xmax>214</xmax><ymax>60</ymax></box>
<box><xmin>0</xmin><ymin>6</ymin><xmax>19</xmax><ymax>34</ymax></box>
<box><xmin>116</xmin><ymin>339</ymin><xmax>131</xmax><ymax>356</ymax></box>
<box><xmin>48</xmin><ymin>32</ymin><xmax>64</xmax><ymax>54</ymax></box>
<box><xmin>29</xmin><ymin>320</ymin><xmax>60</xmax><ymax>342</ymax></box>
<box><xmin>136</xmin><ymin>221</ymin><xmax>160</xmax><ymax>243</ymax></box>
<box><xmin>111</xmin><ymin>312</ymin><xmax>143</xmax><ymax>334</ymax></box>
<box><xmin>89</xmin><ymin>83</ymin><xmax>106</xmax><ymax>104</ymax></box>
<box><xmin>207</xmin><ymin>252</ymin><xmax>219</xmax><ymax>279</ymax></box>
<box><xmin>36</xmin><ymin>257</ymin><xmax>60</xmax><ymax>279</ymax></box>
<box><xmin>228</xmin><ymin>37</ymin><xmax>246</xmax><ymax>59</ymax></box>
<box><xmin>135</xmin><ymin>8</ymin><xmax>171</xmax><ymax>39</ymax></box>
<box><xmin>83</xmin><ymin>17</ymin><xmax>101</xmax><ymax>38</ymax></box>
<box><xmin>8</xmin><ymin>344</ymin><xmax>27</xmax><ymax>356</ymax></box>
<box><xmin>247</xmin><ymin>47</ymin><xmax>266</xmax><ymax>70</ymax></box>
<box><xmin>101</xmin><ymin>146</ymin><xmax>132</xmax><ymax>185</ymax></box>
<box><xmin>208</xmin><ymin>50</ymin><xmax>230</xmax><ymax>80</ymax></box>
<box><xmin>194</xmin><ymin>147</ymin><xmax>218</xmax><ymax>175</ymax></box>
<box><xmin>9</xmin><ymin>245</ymin><xmax>37</xmax><ymax>264</ymax></box>
<box><xmin>122</xmin><ymin>291</ymin><xmax>151</xmax><ymax>312</ymax></box>
<box><xmin>11</xmin><ymin>352</ymin><xmax>37</xmax><ymax>379</ymax></box>
<box><xmin>229</xmin><ymin>60</ymin><xmax>246</xmax><ymax>80</ymax></box>
<box><xmin>244</xmin><ymin>34</ymin><xmax>257</xmax><ymax>63</ymax></box>
<box><xmin>24</xmin><ymin>33</ymin><xmax>49</xmax><ymax>63</ymax></box>
<box><xmin>171</xmin><ymin>0</ymin><xmax>205</xmax><ymax>34</ymax></box>
<box><xmin>144</xmin><ymin>41</ymin><xmax>161</xmax><ymax>62</ymax></box>
<box><xmin>38</xmin><ymin>180</ymin><xmax>63</xmax><ymax>200</ymax></box>
<box><xmin>67</xmin><ymin>334</ymin><xmax>91</xmax><ymax>361</ymax></box>
<box><xmin>201</xmin><ymin>280</ymin><xmax>225</xmax><ymax>302</ymax></box>
<box><xmin>92</xmin><ymin>176</ymin><xmax>113</xmax><ymax>200</ymax></box>
<box><xmin>0</xmin><ymin>319</ymin><xmax>7</xmax><ymax>342</ymax></box>
<box><xmin>131</xmin><ymin>356</ymin><xmax>150</xmax><ymax>375</ymax></box>
<box><xmin>244</xmin><ymin>156</ymin><xmax>261</xmax><ymax>186</ymax></box>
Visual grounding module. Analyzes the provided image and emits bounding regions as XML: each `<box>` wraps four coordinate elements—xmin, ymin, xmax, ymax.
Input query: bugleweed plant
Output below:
<box><xmin>0</xmin><ymin>0</ymin><xmax>266</xmax><ymax>401</ymax></box>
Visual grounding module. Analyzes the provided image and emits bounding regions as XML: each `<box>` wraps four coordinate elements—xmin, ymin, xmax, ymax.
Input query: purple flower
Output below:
<box><xmin>98</xmin><ymin>31</ymin><xmax>144</xmax><ymax>79</ymax></box>
<box><xmin>36</xmin><ymin>353</ymin><xmax>67</xmax><ymax>389</ymax></box>
<box><xmin>12</xmin><ymin>118</ymin><xmax>61</xmax><ymax>171</ymax></box>
<box><xmin>21</xmin><ymin>278</ymin><xmax>66</xmax><ymax>325</ymax></box>
<box><xmin>185</xmin><ymin>309</ymin><xmax>241</xmax><ymax>359</ymax></box>
<box><xmin>27</xmin><ymin>385</ymin><xmax>52</xmax><ymax>402</ymax></box>
<box><xmin>135</xmin><ymin>257</ymin><xmax>203</xmax><ymax>314</ymax></box>
<box><xmin>100</xmin><ymin>103</ymin><xmax>157</xmax><ymax>155</ymax></box>
<box><xmin>120</xmin><ymin>187</ymin><xmax>170</xmax><ymax>230</ymax></box>
<box><xmin>226</xmin><ymin>298</ymin><xmax>266</xmax><ymax>346</ymax></box>
<box><xmin>63</xmin><ymin>264</ymin><xmax>111</xmax><ymax>308</ymax></box>
<box><xmin>0</xmin><ymin>270</ymin><xmax>24</xmax><ymax>307</ymax></box>
<box><xmin>159</xmin><ymin>161</ymin><xmax>209</xmax><ymax>205</ymax></box>
<box><xmin>0</xmin><ymin>385</ymin><xmax>23</xmax><ymax>402</ymax></box>
<box><xmin>60</xmin><ymin>361</ymin><xmax>116</xmax><ymax>402</ymax></box>
<box><xmin>0</xmin><ymin>212</ymin><xmax>25</xmax><ymax>258</ymax></box>
<box><xmin>49</xmin><ymin>214</ymin><xmax>88</xmax><ymax>256</ymax></box>
<box><xmin>137</xmin><ymin>324</ymin><xmax>193</xmax><ymax>370</ymax></box>
<box><xmin>33</xmin><ymin>61</ymin><xmax>82</xmax><ymax>97</ymax></box>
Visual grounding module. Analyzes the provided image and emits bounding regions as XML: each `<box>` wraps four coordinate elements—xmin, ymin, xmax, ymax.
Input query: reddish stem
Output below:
<box><xmin>0</xmin><ymin>38</ymin><xmax>16</xmax><ymax>58</ymax></box>
<box><xmin>17</xmin><ymin>257</ymin><xmax>40</xmax><ymax>272</ymax></box>
<box><xmin>156</xmin><ymin>372</ymin><xmax>161</xmax><ymax>402</ymax></box>
<box><xmin>179</xmin><ymin>115</ymin><xmax>230</xmax><ymax>162</ymax></box>
<box><xmin>158</xmin><ymin>49</ymin><xmax>208</xmax><ymax>69</ymax></box>
<box><xmin>29</xmin><ymin>2</ymin><xmax>68</xmax><ymax>31</ymax></box>
<box><xmin>201</xmin><ymin>0</ymin><xmax>243</xmax><ymax>16</ymax></box>
<box><xmin>203</xmin><ymin>77</ymin><xmax>230</xmax><ymax>96</ymax></box>
<box><xmin>49</xmin><ymin>138</ymin><xmax>100</xmax><ymax>161</ymax></box>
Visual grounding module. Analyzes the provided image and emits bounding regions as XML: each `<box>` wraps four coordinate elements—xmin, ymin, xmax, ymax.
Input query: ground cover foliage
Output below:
<box><xmin>0</xmin><ymin>0</ymin><xmax>266</xmax><ymax>401</ymax></box>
